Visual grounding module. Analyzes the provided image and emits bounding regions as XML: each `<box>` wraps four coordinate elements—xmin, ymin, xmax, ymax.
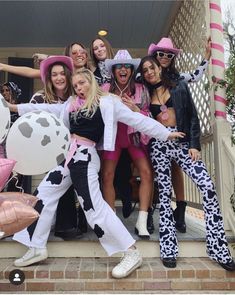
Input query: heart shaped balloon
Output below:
<box><xmin>0</xmin><ymin>158</ymin><xmax>16</xmax><ymax>191</ymax></box>
<box><xmin>0</xmin><ymin>192</ymin><xmax>39</xmax><ymax>238</ymax></box>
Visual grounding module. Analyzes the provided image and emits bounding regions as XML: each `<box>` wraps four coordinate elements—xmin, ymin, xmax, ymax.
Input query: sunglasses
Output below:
<box><xmin>156</xmin><ymin>51</ymin><xmax>175</xmax><ymax>60</ymax></box>
<box><xmin>114</xmin><ymin>64</ymin><xmax>132</xmax><ymax>69</ymax></box>
<box><xmin>71</xmin><ymin>49</ymin><xmax>87</xmax><ymax>56</ymax></box>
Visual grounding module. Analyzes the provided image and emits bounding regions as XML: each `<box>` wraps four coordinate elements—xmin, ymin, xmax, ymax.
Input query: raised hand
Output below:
<box><xmin>121</xmin><ymin>93</ymin><xmax>140</xmax><ymax>112</ymax></box>
<box><xmin>32</xmin><ymin>53</ymin><xmax>48</xmax><ymax>65</ymax></box>
<box><xmin>205</xmin><ymin>36</ymin><xmax>211</xmax><ymax>61</ymax></box>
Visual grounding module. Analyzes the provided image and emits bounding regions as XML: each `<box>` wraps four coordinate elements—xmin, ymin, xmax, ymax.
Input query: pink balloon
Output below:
<box><xmin>0</xmin><ymin>158</ymin><xmax>16</xmax><ymax>191</ymax></box>
<box><xmin>0</xmin><ymin>193</ymin><xmax>39</xmax><ymax>238</ymax></box>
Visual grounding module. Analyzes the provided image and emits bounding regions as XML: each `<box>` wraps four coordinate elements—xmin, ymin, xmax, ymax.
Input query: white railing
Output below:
<box><xmin>221</xmin><ymin>137</ymin><xmax>235</xmax><ymax>233</ymax></box>
<box><xmin>169</xmin><ymin>0</ymin><xmax>213</xmax><ymax>208</ymax></box>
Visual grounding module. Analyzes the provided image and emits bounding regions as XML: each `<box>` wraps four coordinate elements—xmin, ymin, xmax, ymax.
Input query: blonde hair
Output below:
<box><xmin>72</xmin><ymin>68</ymin><xmax>108</xmax><ymax>116</ymax></box>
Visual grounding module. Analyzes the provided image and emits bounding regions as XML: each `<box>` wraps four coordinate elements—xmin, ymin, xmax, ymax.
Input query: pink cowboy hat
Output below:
<box><xmin>148</xmin><ymin>37</ymin><xmax>181</xmax><ymax>56</ymax></box>
<box><xmin>105</xmin><ymin>50</ymin><xmax>141</xmax><ymax>75</ymax></box>
<box><xmin>40</xmin><ymin>55</ymin><xmax>74</xmax><ymax>83</ymax></box>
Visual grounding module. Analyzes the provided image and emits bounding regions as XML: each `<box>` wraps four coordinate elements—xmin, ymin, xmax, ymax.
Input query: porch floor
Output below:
<box><xmin>48</xmin><ymin>202</ymin><xmax>212</xmax><ymax>242</ymax></box>
<box><xmin>1</xmin><ymin>201</ymin><xmax>208</xmax><ymax>247</ymax></box>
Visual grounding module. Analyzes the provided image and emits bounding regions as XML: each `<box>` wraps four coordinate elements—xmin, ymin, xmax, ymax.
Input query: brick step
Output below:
<box><xmin>1</xmin><ymin>257</ymin><xmax>235</xmax><ymax>292</ymax></box>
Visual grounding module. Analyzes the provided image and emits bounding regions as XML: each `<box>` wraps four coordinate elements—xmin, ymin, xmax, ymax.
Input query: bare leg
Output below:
<box><xmin>102</xmin><ymin>159</ymin><xmax>118</xmax><ymax>210</ymax></box>
<box><xmin>133</xmin><ymin>157</ymin><xmax>153</xmax><ymax>211</ymax></box>
<box><xmin>133</xmin><ymin>156</ymin><xmax>153</xmax><ymax>238</ymax></box>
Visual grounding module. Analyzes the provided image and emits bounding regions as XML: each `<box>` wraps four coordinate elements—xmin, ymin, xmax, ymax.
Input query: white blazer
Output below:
<box><xmin>17</xmin><ymin>94</ymin><xmax>170</xmax><ymax>151</ymax></box>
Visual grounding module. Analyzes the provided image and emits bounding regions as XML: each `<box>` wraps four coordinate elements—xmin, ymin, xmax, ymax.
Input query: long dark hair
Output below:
<box><xmin>153</xmin><ymin>51</ymin><xmax>180</xmax><ymax>81</ymax></box>
<box><xmin>63</xmin><ymin>42</ymin><xmax>89</xmax><ymax>68</ymax></box>
<box><xmin>137</xmin><ymin>56</ymin><xmax>176</xmax><ymax>96</ymax></box>
<box><xmin>109</xmin><ymin>65</ymin><xmax>136</xmax><ymax>96</ymax></box>
<box><xmin>90</xmin><ymin>36</ymin><xmax>114</xmax><ymax>67</ymax></box>
<box><xmin>0</xmin><ymin>82</ymin><xmax>21</xmax><ymax>103</ymax></box>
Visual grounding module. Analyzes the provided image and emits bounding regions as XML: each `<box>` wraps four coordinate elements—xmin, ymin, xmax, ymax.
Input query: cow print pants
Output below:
<box><xmin>14</xmin><ymin>144</ymin><xmax>135</xmax><ymax>256</ymax></box>
<box><xmin>149</xmin><ymin>128</ymin><xmax>233</xmax><ymax>264</ymax></box>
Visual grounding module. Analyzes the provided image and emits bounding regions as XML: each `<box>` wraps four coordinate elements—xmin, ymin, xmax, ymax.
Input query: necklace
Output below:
<box><xmin>58</xmin><ymin>96</ymin><xmax>67</xmax><ymax>102</ymax></box>
<box><xmin>153</xmin><ymin>81</ymin><xmax>163</xmax><ymax>89</ymax></box>
<box><xmin>114</xmin><ymin>79</ymin><xmax>131</xmax><ymax>97</ymax></box>
<box><xmin>155</xmin><ymin>89</ymin><xmax>169</xmax><ymax>121</ymax></box>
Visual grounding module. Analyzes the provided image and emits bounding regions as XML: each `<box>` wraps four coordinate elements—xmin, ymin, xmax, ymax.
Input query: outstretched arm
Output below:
<box><xmin>6</xmin><ymin>101</ymin><xmax>64</xmax><ymax>118</ymax></box>
<box><xmin>180</xmin><ymin>37</ymin><xmax>211</xmax><ymax>83</ymax></box>
<box><xmin>7</xmin><ymin>102</ymin><xmax>18</xmax><ymax>113</ymax></box>
<box><xmin>0</xmin><ymin>63</ymin><xmax>40</xmax><ymax>79</ymax></box>
<box><xmin>103</xmin><ymin>96</ymin><xmax>185</xmax><ymax>141</ymax></box>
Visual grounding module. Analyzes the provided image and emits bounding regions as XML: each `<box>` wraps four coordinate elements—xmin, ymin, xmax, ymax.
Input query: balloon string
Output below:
<box><xmin>14</xmin><ymin>176</ymin><xmax>24</xmax><ymax>193</ymax></box>
<box><xmin>4</xmin><ymin>172</ymin><xmax>24</xmax><ymax>193</ymax></box>
<box><xmin>4</xmin><ymin>173</ymin><xmax>15</xmax><ymax>188</ymax></box>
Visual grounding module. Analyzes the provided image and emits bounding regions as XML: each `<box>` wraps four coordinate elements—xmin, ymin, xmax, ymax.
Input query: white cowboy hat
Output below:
<box><xmin>105</xmin><ymin>50</ymin><xmax>141</xmax><ymax>74</ymax></box>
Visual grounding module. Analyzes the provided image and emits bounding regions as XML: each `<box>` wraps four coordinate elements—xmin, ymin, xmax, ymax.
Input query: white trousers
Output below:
<box><xmin>13</xmin><ymin>144</ymin><xmax>135</xmax><ymax>256</ymax></box>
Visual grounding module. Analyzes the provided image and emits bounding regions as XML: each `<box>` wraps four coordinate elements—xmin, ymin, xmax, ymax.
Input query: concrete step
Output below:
<box><xmin>0</xmin><ymin>239</ymin><xmax>210</xmax><ymax>259</ymax></box>
<box><xmin>1</xmin><ymin>206</ymin><xmax>234</xmax><ymax>258</ymax></box>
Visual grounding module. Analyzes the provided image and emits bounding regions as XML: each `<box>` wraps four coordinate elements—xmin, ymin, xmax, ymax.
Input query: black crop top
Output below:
<box><xmin>149</xmin><ymin>96</ymin><xmax>173</xmax><ymax>118</ymax></box>
<box><xmin>69</xmin><ymin>107</ymin><xmax>104</xmax><ymax>143</ymax></box>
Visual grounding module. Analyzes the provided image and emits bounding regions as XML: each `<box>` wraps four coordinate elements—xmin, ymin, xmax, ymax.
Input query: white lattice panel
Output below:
<box><xmin>169</xmin><ymin>0</ymin><xmax>214</xmax><ymax>207</ymax></box>
<box><xmin>169</xmin><ymin>0</ymin><xmax>211</xmax><ymax>135</ymax></box>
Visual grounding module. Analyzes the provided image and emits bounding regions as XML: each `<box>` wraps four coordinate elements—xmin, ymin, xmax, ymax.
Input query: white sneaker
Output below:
<box><xmin>112</xmin><ymin>248</ymin><xmax>142</xmax><ymax>279</ymax></box>
<box><xmin>14</xmin><ymin>247</ymin><xmax>48</xmax><ymax>267</ymax></box>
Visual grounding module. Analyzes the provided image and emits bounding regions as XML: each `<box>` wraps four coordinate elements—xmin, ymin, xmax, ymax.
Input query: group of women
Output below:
<box><xmin>1</xmin><ymin>35</ymin><xmax>235</xmax><ymax>277</ymax></box>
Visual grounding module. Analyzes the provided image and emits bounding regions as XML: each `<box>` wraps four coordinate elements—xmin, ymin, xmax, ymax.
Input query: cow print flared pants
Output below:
<box><xmin>149</xmin><ymin>128</ymin><xmax>233</xmax><ymax>264</ymax></box>
<box><xmin>13</xmin><ymin>144</ymin><xmax>135</xmax><ymax>256</ymax></box>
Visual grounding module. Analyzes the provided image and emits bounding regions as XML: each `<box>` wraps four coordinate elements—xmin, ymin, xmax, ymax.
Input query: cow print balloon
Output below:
<box><xmin>0</xmin><ymin>94</ymin><xmax>10</xmax><ymax>144</ymax></box>
<box><xmin>6</xmin><ymin>111</ymin><xmax>70</xmax><ymax>175</ymax></box>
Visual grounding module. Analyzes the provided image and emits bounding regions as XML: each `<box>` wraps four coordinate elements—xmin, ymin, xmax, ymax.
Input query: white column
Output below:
<box><xmin>209</xmin><ymin>0</ymin><xmax>233</xmax><ymax>230</ymax></box>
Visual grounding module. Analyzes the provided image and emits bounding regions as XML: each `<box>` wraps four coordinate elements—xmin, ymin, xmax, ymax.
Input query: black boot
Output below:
<box><xmin>114</xmin><ymin>149</ymin><xmax>133</xmax><ymax>219</ymax></box>
<box><xmin>54</xmin><ymin>186</ymin><xmax>79</xmax><ymax>240</ymax></box>
<box><xmin>121</xmin><ymin>197</ymin><xmax>133</xmax><ymax>219</ymax></box>
<box><xmin>173</xmin><ymin>201</ymin><xmax>187</xmax><ymax>233</ymax></box>
<box><xmin>218</xmin><ymin>260</ymin><xmax>235</xmax><ymax>271</ymax></box>
<box><xmin>147</xmin><ymin>207</ymin><xmax>154</xmax><ymax>234</ymax></box>
<box><xmin>77</xmin><ymin>206</ymin><xmax>88</xmax><ymax>233</ymax></box>
<box><xmin>54</xmin><ymin>228</ymin><xmax>78</xmax><ymax>240</ymax></box>
<box><xmin>162</xmin><ymin>257</ymin><xmax>177</xmax><ymax>268</ymax></box>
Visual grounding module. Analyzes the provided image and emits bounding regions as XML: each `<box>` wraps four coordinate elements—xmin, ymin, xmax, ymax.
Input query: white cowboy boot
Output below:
<box><xmin>135</xmin><ymin>211</ymin><xmax>150</xmax><ymax>239</ymax></box>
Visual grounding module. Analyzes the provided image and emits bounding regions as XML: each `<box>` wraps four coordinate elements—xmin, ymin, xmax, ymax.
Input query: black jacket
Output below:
<box><xmin>170</xmin><ymin>81</ymin><xmax>201</xmax><ymax>151</ymax></box>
